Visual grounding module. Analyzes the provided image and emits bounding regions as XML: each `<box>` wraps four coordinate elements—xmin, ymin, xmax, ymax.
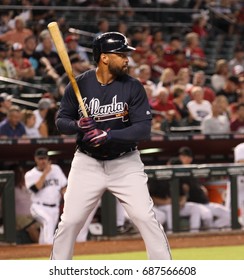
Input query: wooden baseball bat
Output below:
<box><xmin>47</xmin><ymin>21</ymin><xmax>88</xmax><ymax>117</ymax></box>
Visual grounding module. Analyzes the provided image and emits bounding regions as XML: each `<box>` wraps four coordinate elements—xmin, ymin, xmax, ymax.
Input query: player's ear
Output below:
<box><xmin>100</xmin><ymin>53</ymin><xmax>109</xmax><ymax>64</ymax></box>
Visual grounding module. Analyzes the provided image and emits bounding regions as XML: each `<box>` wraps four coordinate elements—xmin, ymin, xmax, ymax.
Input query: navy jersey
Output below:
<box><xmin>56</xmin><ymin>69</ymin><xmax>152</xmax><ymax>159</ymax></box>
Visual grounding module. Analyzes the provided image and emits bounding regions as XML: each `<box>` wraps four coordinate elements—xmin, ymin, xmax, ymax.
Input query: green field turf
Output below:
<box><xmin>72</xmin><ymin>245</ymin><xmax>244</xmax><ymax>260</ymax></box>
<box><xmin>22</xmin><ymin>245</ymin><xmax>244</xmax><ymax>260</ymax></box>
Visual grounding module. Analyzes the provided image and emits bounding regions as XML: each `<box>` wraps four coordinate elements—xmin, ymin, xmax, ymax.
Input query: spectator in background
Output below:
<box><xmin>184</xmin><ymin>32</ymin><xmax>207</xmax><ymax>71</ymax></box>
<box><xmin>12</xmin><ymin>164</ymin><xmax>40</xmax><ymax>244</ymax></box>
<box><xmin>150</xmin><ymin>44</ymin><xmax>167</xmax><ymax>83</ymax></box>
<box><xmin>7</xmin><ymin>0</ymin><xmax>32</xmax><ymax>31</ymax></box>
<box><xmin>137</xmin><ymin>64</ymin><xmax>156</xmax><ymax>95</ymax></box>
<box><xmin>211</xmin><ymin>59</ymin><xmax>229</xmax><ymax>92</ymax></box>
<box><xmin>130</xmin><ymin>26</ymin><xmax>150</xmax><ymax>48</ymax></box>
<box><xmin>127</xmin><ymin>47</ymin><xmax>142</xmax><ymax>69</ymax></box>
<box><xmin>174</xmin><ymin>67</ymin><xmax>193</xmax><ymax>93</ymax></box>
<box><xmin>186</xmin><ymin>86</ymin><xmax>212</xmax><ymax>125</ymax></box>
<box><xmin>10</xmin><ymin>42</ymin><xmax>35</xmax><ymax>82</ymax></box>
<box><xmin>24</xmin><ymin>147</ymin><xmax>67</xmax><ymax>244</ymax></box>
<box><xmin>229</xmin><ymin>89</ymin><xmax>244</xmax><ymax>121</ymax></box>
<box><xmin>164</xmin><ymin>34</ymin><xmax>183</xmax><ymax>63</ymax></box>
<box><xmin>138</xmin><ymin>23</ymin><xmax>153</xmax><ymax>46</ymax></box>
<box><xmin>0</xmin><ymin>96</ymin><xmax>6</xmax><ymax>122</ymax></box>
<box><xmin>150</xmin><ymin>28</ymin><xmax>166</xmax><ymax>51</ymax></box>
<box><xmin>209</xmin><ymin>0</ymin><xmax>237</xmax><ymax>35</ymax></box>
<box><xmin>39</xmin><ymin>106</ymin><xmax>60</xmax><ymax>137</ymax></box>
<box><xmin>172</xmin><ymin>84</ymin><xmax>192</xmax><ymax>126</ymax></box>
<box><xmin>230</xmin><ymin>103</ymin><xmax>244</xmax><ymax>133</ymax></box>
<box><xmin>189</xmin><ymin>70</ymin><xmax>216</xmax><ymax>103</ymax></box>
<box><xmin>116</xmin><ymin>20</ymin><xmax>129</xmax><ymax>36</ymax></box>
<box><xmin>0</xmin><ymin>92</ymin><xmax>13</xmax><ymax>122</ymax></box>
<box><xmin>128</xmin><ymin>26</ymin><xmax>142</xmax><ymax>47</ymax></box>
<box><xmin>233</xmin><ymin>65</ymin><xmax>244</xmax><ymax>79</ymax></box>
<box><xmin>240</xmin><ymin>77</ymin><xmax>244</xmax><ymax>96</ymax></box>
<box><xmin>0</xmin><ymin>10</ymin><xmax>11</xmax><ymax>35</ymax></box>
<box><xmin>166</xmin><ymin>49</ymin><xmax>189</xmax><ymax>75</ymax></box>
<box><xmin>216</xmin><ymin>75</ymin><xmax>240</xmax><ymax>105</ymax></box>
<box><xmin>214</xmin><ymin>95</ymin><xmax>231</xmax><ymax>120</ymax></box>
<box><xmin>151</xmin><ymin>86</ymin><xmax>180</xmax><ymax>132</ymax></box>
<box><xmin>201</xmin><ymin>99</ymin><xmax>230</xmax><ymax>134</ymax></box>
<box><xmin>96</xmin><ymin>18</ymin><xmax>110</xmax><ymax>36</ymax></box>
<box><xmin>0</xmin><ymin>16</ymin><xmax>33</xmax><ymax>45</ymax></box>
<box><xmin>49</xmin><ymin>52</ymin><xmax>93</xmax><ymax>99</ymax></box>
<box><xmin>136</xmin><ymin>63</ymin><xmax>157</xmax><ymax>105</ymax></box>
<box><xmin>31</xmin><ymin>0</ymin><xmax>56</xmax><ymax>26</ymax></box>
<box><xmin>35</xmin><ymin>29</ymin><xmax>61</xmax><ymax>77</ymax></box>
<box><xmin>0</xmin><ymin>105</ymin><xmax>26</xmax><ymax>138</ymax></box>
<box><xmin>22</xmin><ymin>35</ymin><xmax>39</xmax><ymax>71</ymax></box>
<box><xmin>228</xmin><ymin>45</ymin><xmax>244</xmax><ymax>75</ymax></box>
<box><xmin>33</xmin><ymin>98</ymin><xmax>54</xmax><ymax>137</ymax></box>
<box><xmin>0</xmin><ymin>10</ymin><xmax>12</xmax><ymax>35</ymax></box>
<box><xmin>156</xmin><ymin>67</ymin><xmax>176</xmax><ymax>100</ymax></box>
<box><xmin>136</xmin><ymin>41</ymin><xmax>158</xmax><ymax>67</ymax></box>
<box><xmin>191</xmin><ymin>14</ymin><xmax>208</xmax><ymax>39</ymax></box>
<box><xmin>0</xmin><ymin>42</ymin><xmax>17</xmax><ymax>79</ymax></box>
<box><xmin>21</xmin><ymin>109</ymin><xmax>40</xmax><ymax>138</ymax></box>
<box><xmin>65</xmin><ymin>35</ymin><xmax>90</xmax><ymax>64</ymax></box>
<box><xmin>235</xmin><ymin>4</ymin><xmax>244</xmax><ymax>35</ymax></box>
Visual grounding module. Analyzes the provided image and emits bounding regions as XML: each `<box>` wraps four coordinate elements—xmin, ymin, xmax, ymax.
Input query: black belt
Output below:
<box><xmin>78</xmin><ymin>147</ymin><xmax>136</xmax><ymax>160</ymax></box>
<box><xmin>36</xmin><ymin>202</ymin><xmax>57</xmax><ymax>207</ymax></box>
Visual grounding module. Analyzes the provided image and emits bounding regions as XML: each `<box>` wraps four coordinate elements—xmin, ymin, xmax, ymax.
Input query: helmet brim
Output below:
<box><xmin>105</xmin><ymin>45</ymin><xmax>136</xmax><ymax>54</ymax></box>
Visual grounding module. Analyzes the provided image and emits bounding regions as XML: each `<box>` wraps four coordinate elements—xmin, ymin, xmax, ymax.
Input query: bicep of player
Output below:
<box><xmin>128</xmin><ymin>81</ymin><xmax>152</xmax><ymax>122</ymax></box>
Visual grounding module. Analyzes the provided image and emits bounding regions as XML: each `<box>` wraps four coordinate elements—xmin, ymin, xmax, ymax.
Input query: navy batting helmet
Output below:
<box><xmin>92</xmin><ymin>32</ymin><xmax>135</xmax><ymax>63</ymax></box>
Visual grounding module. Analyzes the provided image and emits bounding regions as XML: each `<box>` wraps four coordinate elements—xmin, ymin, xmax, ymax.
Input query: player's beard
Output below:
<box><xmin>108</xmin><ymin>63</ymin><xmax>128</xmax><ymax>77</ymax></box>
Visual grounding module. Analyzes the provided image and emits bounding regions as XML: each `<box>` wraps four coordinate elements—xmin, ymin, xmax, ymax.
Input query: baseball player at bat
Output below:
<box><xmin>50</xmin><ymin>32</ymin><xmax>171</xmax><ymax>260</ymax></box>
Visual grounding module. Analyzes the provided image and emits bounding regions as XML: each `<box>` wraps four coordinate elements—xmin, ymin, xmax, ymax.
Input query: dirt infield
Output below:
<box><xmin>0</xmin><ymin>230</ymin><xmax>243</xmax><ymax>259</ymax></box>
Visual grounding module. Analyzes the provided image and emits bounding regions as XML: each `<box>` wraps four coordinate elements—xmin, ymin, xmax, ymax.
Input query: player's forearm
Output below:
<box><xmin>35</xmin><ymin>174</ymin><xmax>47</xmax><ymax>189</ymax></box>
<box><xmin>109</xmin><ymin>120</ymin><xmax>151</xmax><ymax>143</ymax></box>
<box><xmin>56</xmin><ymin>117</ymin><xmax>80</xmax><ymax>135</ymax></box>
<box><xmin>29</xmin><ymin>173</ymin><xmax>47</xmax><ymax>192</ymax></box>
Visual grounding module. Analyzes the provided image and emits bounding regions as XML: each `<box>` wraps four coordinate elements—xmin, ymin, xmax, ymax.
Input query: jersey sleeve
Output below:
<box><xmin>56</xmin><ymin>83</ymin><xmax>81</xmax><ymax>135</ymax></box>
<box><xmin>25</xmin><ymin>170</ymin><xmax>38</xmax><ymax>189</ymax></box>
<box><xmin>53</xmin><ymin>165</ymin><xmax>68</xmax><ymax>189</ymax></box>
<box><xmin>128</xmin><ymin>80</ymin><xmax>152</xmax><ymax>123</ymax></box>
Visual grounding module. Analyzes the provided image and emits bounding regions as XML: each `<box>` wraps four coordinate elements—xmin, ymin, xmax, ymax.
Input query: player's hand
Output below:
<box><xmin>82</xmin><ymin>129</ymin><xmax>111</xmax><ymax>147</ymax></box>
<box><xmin>77</xmin><ymin>117</ymin><xmax>96</xmax><ymax>133</ymax></box>
<box><xmin>43</xmin><ymin>161</ymin><xmax>51</xmax><ymax>176</ymax></box>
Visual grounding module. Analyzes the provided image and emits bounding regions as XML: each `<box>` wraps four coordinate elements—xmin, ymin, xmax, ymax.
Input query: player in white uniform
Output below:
<box><xmin>226</xmin><ymin>143</ymin><xmax>244</xmax><ymax>227</ymax></box>
<box><xmin>25</xmin><ymin>147</ymin><xmax>67</xmax><ymax>244</ymax></box>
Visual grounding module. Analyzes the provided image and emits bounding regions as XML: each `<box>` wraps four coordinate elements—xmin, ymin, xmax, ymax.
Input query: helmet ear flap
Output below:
<box><xmin>93</xmin><ymin>42</ymin><xmax>101</xmax><ymax>63</ymax></box>
<box><xmin>93</xmin><ymin>48</ymin><xmax>100</xmax><ymax>63</ymax></box>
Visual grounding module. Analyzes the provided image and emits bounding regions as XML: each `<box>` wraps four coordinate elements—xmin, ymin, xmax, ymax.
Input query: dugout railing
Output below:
<box><xmin>144</xmin><ymin>163</ymin><xmax>243</xmax><ymax>233</ymax></box>
<box><xmin>1</xmin><ymin>137</ymin><xmax>244</xmax><ymax>240</ymax></box>
<box><xmin>0</xmin><ymin>171</ymin><xmax>16</xmax><ymax>243</ymax></box>
<box><xmin>101</xmin><ymin>163</ymin><xmax>244</xmax><ymax>236</ymax></box>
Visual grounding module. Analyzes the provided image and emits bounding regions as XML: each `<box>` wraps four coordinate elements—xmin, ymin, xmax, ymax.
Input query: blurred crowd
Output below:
<box><xmin>0</xmin><ymin>0</ymin><xmax>243</xmax><ymax>139</ymax></box>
